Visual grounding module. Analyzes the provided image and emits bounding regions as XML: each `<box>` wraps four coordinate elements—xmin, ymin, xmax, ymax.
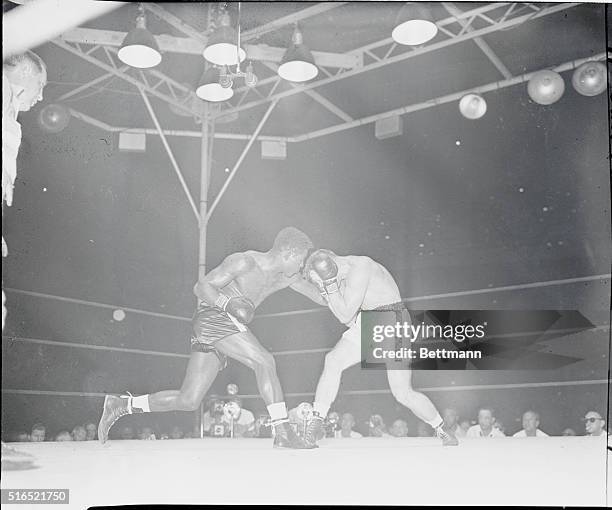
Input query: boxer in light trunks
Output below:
<box><xmin>294</xmin><ymin>249</ymin><xmax>458</xmax><ymax>447</ymax></box>
<box><xmin>98</xmin><ymin>227</ymin><xmax>316</xmax><ymax>448</ymax></box>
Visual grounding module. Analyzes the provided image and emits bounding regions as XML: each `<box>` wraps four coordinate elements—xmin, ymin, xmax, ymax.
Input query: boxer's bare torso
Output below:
<box><xmin>334</xmin><ymin>255</ymin><xmax>401</xmax><ymax>310</ymax></box>
<box><xmin>195</xmin><ymin>250</ymin><xmax>302</xmax><ymax>309</ymax></box>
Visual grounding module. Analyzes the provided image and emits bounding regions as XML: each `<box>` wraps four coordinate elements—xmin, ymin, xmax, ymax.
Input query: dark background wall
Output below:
<box><xmin>1</xmin><ymin>4</ymin><xmax>610</xmax><ymax>438</ymax></box>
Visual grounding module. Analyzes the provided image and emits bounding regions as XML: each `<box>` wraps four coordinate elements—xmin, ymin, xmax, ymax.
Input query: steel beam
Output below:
<box><xmin>213</xmin><ymin>3</ymin><xmax>576</xmax><ymax>119</ymax></box>
<box><xmin>57</xmin><ymin>27</ymin><xmax>361</xmax><ymax>69</ymax></box>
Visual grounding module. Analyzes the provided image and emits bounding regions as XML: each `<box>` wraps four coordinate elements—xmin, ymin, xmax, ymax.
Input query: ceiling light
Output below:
<box><xmin>196</xmin><ymin>67</ymin><xmax>234</xmax><ymax>102</ymax></box>
<box><xmin>392</xmin><ymin>2</ymin><xmax>438</xmax><ymax>46</ymax></box>
<box><xmin>278</xmin><ymin>25</ymin><xmax>318</xmax><ymax>83</ymax></box>
<box><xmin>203</xmin><ymin>10</ymin><xmax>246</xmax><ymax>66</ymax></box>
<box><xmin>118</xmin><ymin>4</ymin><xmax>162</xmax><ymax>69</ymax></box>
<box><xmin>572</xmin><ymin>61</ymin><xmax>606</xmax><ymax>97</ymax></box>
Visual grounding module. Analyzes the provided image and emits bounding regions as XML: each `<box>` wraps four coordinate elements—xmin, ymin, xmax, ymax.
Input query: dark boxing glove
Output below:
<box><xmin>309</xmin><ymin>251</ymin><xmax>340</xmax><ymax>294</ymax></box>
<box><xmin>224</xmin><ymin>296</ymin><xmax>255</xmax><ymax>324</ymax></box>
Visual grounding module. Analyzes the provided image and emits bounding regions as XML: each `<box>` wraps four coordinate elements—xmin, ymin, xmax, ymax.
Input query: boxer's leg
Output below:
<box><xmin>147</xmin><ymin>351</ymin><xmax>222</xmax><ymax>412</ymax></box>
<box><xmin>312</xmin><ymin>327</ymin><xmax>361</xmax><ymax>419</ymax></box>
<box><xmin>387</xmin><ymin>369</ymin><xmax>458</xmax><ymax>445</ymax></box>
<box><xmin>303</xmin><ymin>327</ymin><xmax>361</xmax><ymax>446</ymax></box>
<box><xmin>98</xmin><ymin>350</ymin><xmax>221</xmax><ymax>443</ymax></box>
<box><xmin>216</xmin><ymin>331</ymin><xmax>312</xmax><ymax>448</ymax></box>
<box><xmin>216</xmin><ymin>331</ymin><xmax>282</xmax><ymax>407</ymax></box>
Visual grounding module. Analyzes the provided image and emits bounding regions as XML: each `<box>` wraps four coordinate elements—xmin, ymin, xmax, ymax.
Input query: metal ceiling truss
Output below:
<box><xmin>53</xmin><ymin>2</ymin><xmax>580</xmax><ymax>143</ymax></box>
<box><xmin>214</xmin><ymin>2</ymin><xmax>578</xmax><ymax>119</ymax></box>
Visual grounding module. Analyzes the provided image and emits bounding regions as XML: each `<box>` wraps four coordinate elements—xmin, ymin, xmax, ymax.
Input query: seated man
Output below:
<box><xmin>442</xmin><ymin>407</ymin><xmax>467</xmax><ymax>438</ymax></box>
<box><xmin>98</xmin><ymin>228</ymin><xmax>315</xmax><ymax>449</ymax></box>
<box><xmin>389</xmin><ymin>418</ymin><xmax>409</xmax><ymax>438</ymax></box>
<box><xmin>224</xmin><ymin>398</ymin><xmax>256</xmax><ymax>438</ymax></box>
<box><xmin>336</xmin><ymin>412</ymin><xmax>361</xmax><ymax>438</ymax></box>
<box><xmin>513</xmin><ymin>410</ymin><xmax>549</xmax><ymax>437</ymax></box>
<box><xmin>466</xmin><ymin>407</ymin><xmax>506</xmax><ymax>438</ymax></box>
<box><xmin>292</xmin><ymin>249</ymin><xmax>458</xmax><ymax>447</ymax></box>
<box><xmin>583</xmin><ymin>411</ymin><xmax>607</xmax><ymax>437</ymax></box>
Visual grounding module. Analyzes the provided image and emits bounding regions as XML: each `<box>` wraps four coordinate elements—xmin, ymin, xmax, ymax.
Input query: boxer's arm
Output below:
<box><xmin>326</xmin><ymin>261</ymin><xmax>370</xmax><ymax>324</ymax></box>
<box><xmin>193</xmin><ymin>254</ymin><xmax>254</xmax><ymax>305</ymax></box>
<box><xmin>289</xmin><ymin>278</ymin><xmax>328</xmax><ymax>306</ymax></box>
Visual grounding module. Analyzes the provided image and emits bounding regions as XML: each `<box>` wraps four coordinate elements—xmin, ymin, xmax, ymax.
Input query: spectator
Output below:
<box><xmin>513</xmin><ymin>411</ymin><xmax>549</xmax><ymax>437</ymax></box>
<box><xmin>458</xmin><ymin>419</ymin><xmax>471</xmax><ymax>436</ymax></box>
<box><xmin>84</xmin><ymin>423</ymin><xmax>97</xmax><ymax>441</ymax></box>
<box><xmin>55</xmin><ymin>431</ymin><xmax>72</xmax><ymax>442</ymax></box>
<box><xmin>442</xmin><ymin>407</ymin><xmax>467</xmax><ymax>438</ymax></box>
<box><xmin>417</xmin><ymin>421</ymin><xmax>434</xmax><ymax>437</ymax></box>
<box><xmin>119</xmin><ymin>425</ymin><xmax>135</xmax><ymax>440</ymax></box>
<box><xmin>30</xmin><ymin>423</ymin><xmax>46</xmax><ymax>442</ymax></box>
<box><xmin>368</xmin><ymin>414</ymin><xmax>390</xmax><ymax>437</ymax></box>
<box><xmin>15</xmin><ymin>432</ymin><xmax>29</xmax><ymax>442</ymax></box>
<box><xmin>583</xmin><ymin>411</ymin><xmax>607</xmax><ymax>437</ymax></box>
<box><xmin>138</xmin><ymin>426</ymin><xmax>156</xmax><ymax>440</ymax></box>
<box><xmin>562</xmin><ymin>428</ymin><xmax>576</xmax><ymax>436</ymax></box>
<box><xmin>225</xmin><ymin>398</ymin><xmax>255</xmax><ymax>438</ymax></box>
<box><xmin>169</xmin><ymin>425</ymin><xmax>184</xmax><ymax>440</ymax></box>
<box><xmin>493</xmin><ymin>420</ymin><xmax>506</xmax><ymax>435</ymax></box>
<box><xmin>337</xmin><ymin>413</ymin><xmax>362</xmax><ymax>438</ymax></box>
<box><xmin>467</xmin><ymin>408</ymin><xmax>505</xmax><ymax>438</ymax></box>
<box><xmin>325</xmin><ymin>411</ymin><xmax>341</xmax><ymax>438</ymax></box>
<box><xmin>202</xmin><ymin>399</ymin><xmax>227</xmax><ymax>437</ymax></box>
<box><xmin>71</xmin><ymin>425</ymin><xmax>87</xmax><ymax>442</ymax></box>
<box><xmin>389</xmin><ymin>419</ymin><xmax>409</xmax><ymax>438</ymax></box>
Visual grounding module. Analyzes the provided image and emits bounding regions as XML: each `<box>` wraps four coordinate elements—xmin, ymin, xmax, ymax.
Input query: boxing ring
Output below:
<box><xmin>2</xmin><ymin>437</ymin><xmax>611</xmax><ymax>507</ymax></box>
<box><xmin>2</xmin><ymin>274</ymin><xmax>611</xmax><ymax>507</ymax></box>
<box><xmin>2</xmin><ymin>2</ymin><xmax>611</xmax><ymax>507</ymax></box>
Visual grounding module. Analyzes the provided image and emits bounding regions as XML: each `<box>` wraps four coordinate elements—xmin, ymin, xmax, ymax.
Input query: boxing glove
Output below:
<box><xmin>225</xmin><ymin>296</ymin><xmax>255</xmax><ymax>324</ymax></box>
<box><xmin>309</xmin><ymin>251</ymin><xmax>340</xmax><ymax>294</ymax></box>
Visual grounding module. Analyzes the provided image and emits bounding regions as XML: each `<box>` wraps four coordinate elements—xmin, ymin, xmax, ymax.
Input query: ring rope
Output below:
<box><xmin>5</xmin><ymin>273</ymin><xmax>609</xmax><ymax>322</ymax></box>
<box><xmin>3</xmin><ymin>324</ymin><xmax>608</xmax><ymax>360</ymax></box>
<box><xmin>1</xmin><ymin>379</ymin><xmax>608</xmax><ymax>400</ymax></box>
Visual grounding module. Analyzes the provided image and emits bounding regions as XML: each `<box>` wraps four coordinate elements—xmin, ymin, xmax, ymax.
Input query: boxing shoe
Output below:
<box><xmin>272</xmin><ymin>420</ymin><xmax>314</xmax><ymax>449</ymax></box>
<box><xmin>98</xmin><ymin>393</ymin><xmax>140</xmax><ymax>444</ymax></box>
<box><xmin>303</xmin><ymin>413</ymin><xmax>325</xmax><ymax>448</ymax></box>
<box><xmin>435</xmin><ymin>426</ymin><xmax>459</xmax><ymax>446</ymax></box>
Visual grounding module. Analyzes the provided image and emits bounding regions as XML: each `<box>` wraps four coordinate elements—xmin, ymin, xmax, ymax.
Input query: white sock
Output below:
<box><xmin>427</xmin><ymin>414</ymin><xmax>444</xmax><ymax>430</ymax></box>
<box><xmin>267</xmin><ymin>402</ymin><xmax>288</xmax><ymax>421</ymax></box>
<box><xmin>313</xmin><ymin>402</ymin><xmax>330</xmax><ymax>418</ymax></box>
<box><xmin>132</xmin><ymin>394</ymin><xmax>150</xmax><ymax>413</ymax></box>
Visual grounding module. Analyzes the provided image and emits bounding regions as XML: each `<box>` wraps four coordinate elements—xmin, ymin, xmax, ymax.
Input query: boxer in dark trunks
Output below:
<box><xmin>98</xmin><ymin>227</ymin><xmax>316</xmax><ymax>448</ymax></box>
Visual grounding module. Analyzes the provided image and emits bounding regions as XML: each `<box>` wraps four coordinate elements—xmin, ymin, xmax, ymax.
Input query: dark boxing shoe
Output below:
<box><xmin>272</xmin><ymin>420</ymin><xmax>314</xmax><ymax>449</ymax></box>
<box><xmin>98</xmin><ymin>394</ymin><xmax>137</xmax><ymax>444</ymax></box>
<box><xmin>303</xmin><ymin>413</ymin><xmax>325</xmax><ymax>448</ymax></box>
<box><xmin>436</xmin><ymin>426</ymin><xmax>459</xmax><ymax>446</ymax></box>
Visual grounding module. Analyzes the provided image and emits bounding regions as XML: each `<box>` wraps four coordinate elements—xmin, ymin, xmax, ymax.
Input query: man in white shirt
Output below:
<box><xmin>442</xmin><ymin>407</ymin><xmax>467</xmax><ymax>438</ymax></box>
<box><xmin>336</xmin><ymin>413</ymin><xmax>362</xmax><ymax>438</ymax></box>
<box><xmin>583</xmin><ymin>411</ymin><xmax>607</xmax><ymax>437</ymax></box>
<box><xmin>466</xmin><ymin>407</ymin><xmax>506</xmax><ymax>438</ymax></box>
<box><xmin>513</xmin><ymin>410</ymin><xmax>549</xmax><ymax>437</ymax></box>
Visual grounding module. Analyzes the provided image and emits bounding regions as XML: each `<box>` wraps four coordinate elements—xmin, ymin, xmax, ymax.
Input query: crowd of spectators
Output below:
<box><xmin>5</xmin><ymin>404</ymin><xmax>609</xmax><ymax>443</ymax></box>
